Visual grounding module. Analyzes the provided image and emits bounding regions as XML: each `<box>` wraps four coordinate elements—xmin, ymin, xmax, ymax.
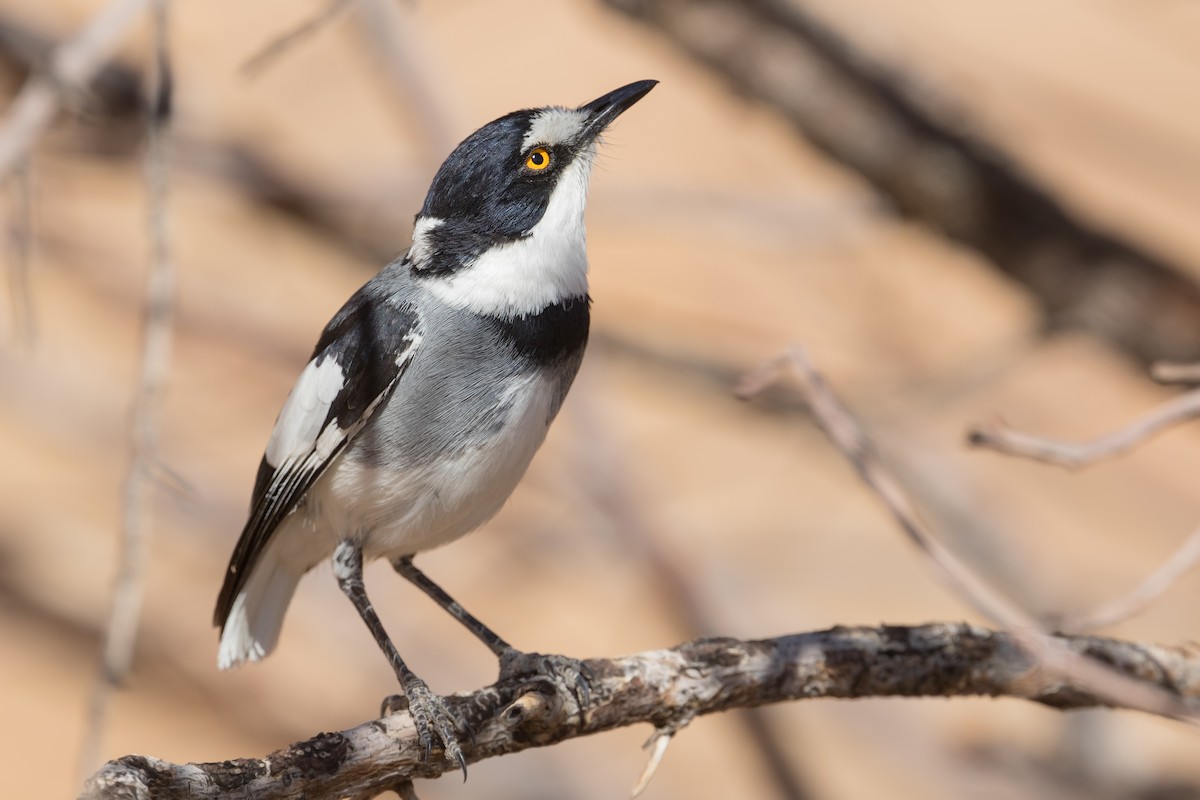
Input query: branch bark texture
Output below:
<box><xmin>83</xmin><ymin>623</ymin><xmax>1200</xmax><ymax>799</ymax></box>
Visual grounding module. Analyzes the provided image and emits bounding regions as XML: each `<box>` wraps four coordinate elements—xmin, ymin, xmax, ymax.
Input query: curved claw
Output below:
<box><xmin>540</xmin><ymin>654</ymin><xmax>591</xmax><ymax>708</ymax></box>
<box><xmin>400</xmin><ymin>676</ymin><xmax>467</xmax><ymax>778</ymax></box>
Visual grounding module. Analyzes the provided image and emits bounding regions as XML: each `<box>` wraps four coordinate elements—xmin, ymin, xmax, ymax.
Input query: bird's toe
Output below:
<box><xmin>498</xmin><ymin>649</ymin><xmax>592</xmax><ymax>710</ymax></box>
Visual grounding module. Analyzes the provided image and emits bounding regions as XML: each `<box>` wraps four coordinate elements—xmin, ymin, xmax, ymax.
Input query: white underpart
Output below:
<box><xmin>425</xmin><ymin>147</ymin><xmax>595</xmax><ymax>317</ymax></box>
<box><xmin>324</xmin><ymin>370</ymin><xmax>563</xmax><ymax>557</ymax></box>
<box><xmin>521</xmin><ymin>107</ymin><xmax>586</xmax><ymax>152</ymax></box>
<box><xmin>407</xmin><ymin>216</ymin><xmax>444</xmax><ymax>270</ymax></box>
<box><xmin>265</xmin><ymin>356</ymin><xmax>346</xmax><ymax>467</ymax></box>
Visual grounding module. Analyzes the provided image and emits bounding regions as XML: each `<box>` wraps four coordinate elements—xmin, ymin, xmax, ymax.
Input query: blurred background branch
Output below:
<box><xmin>77</xmin><ymin>0</ymin><xmax>174</xmax><ymax>782</ymax></box>
<box><xmin>601</xmin><ymin>0</ymin><xmax>1200</xmax><ymax>363</ymax></box>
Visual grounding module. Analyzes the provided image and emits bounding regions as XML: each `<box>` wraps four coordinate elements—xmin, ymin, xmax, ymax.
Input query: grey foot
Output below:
<box><xmin>499</xmin><ymin>649</ymin><xmax>592</xmax><ymax>709</ymax></box>
<box><xmin>383</xmin><ymin>678</ymin><xmax>466</xmax><ymax>777</ymax></box>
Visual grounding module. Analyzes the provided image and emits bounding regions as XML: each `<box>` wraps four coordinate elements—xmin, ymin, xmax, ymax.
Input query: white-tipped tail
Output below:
<box><xmin>217</xmin><ymin>559</ymin><xmax>302</xmax><ymax>670</ymax></box>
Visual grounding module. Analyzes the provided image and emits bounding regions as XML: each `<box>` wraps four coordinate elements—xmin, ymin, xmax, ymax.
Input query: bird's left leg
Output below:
<box><xmin>392</xmin><ymin>556</ymin><xmax>591</xmax><ymax>707</ymax></box>
<box><xmin>333</xmin><ymin>541</ymin><xmax>466</xmax><ymax>774</ymax></box>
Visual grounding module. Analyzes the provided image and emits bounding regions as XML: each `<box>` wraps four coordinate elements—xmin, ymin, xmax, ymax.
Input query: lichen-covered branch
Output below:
<box><xmin>82</xmin><ymin>623</ymin><xmax>1200</xmax><ymax>800</ymax></box>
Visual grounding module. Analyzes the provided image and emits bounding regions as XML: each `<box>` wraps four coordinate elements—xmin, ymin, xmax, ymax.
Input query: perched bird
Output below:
<box><xmin>213</xmin><ymin>80</ymin><xmax>657</xmax><ymax>769</ymax></box>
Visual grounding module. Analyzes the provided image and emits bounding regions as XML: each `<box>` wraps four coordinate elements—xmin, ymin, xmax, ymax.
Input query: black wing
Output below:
<box><xmin>214</xmin><ymin>289</ymin><xmax>421</xmax><ymax>627</ymax></box>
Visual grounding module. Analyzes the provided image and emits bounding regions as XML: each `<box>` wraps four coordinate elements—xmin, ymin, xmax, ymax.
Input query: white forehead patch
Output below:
<box><xmin>522</xmin><ymin>107</ymin><xmax>587</xmax><ymax>150</ymax></box>
<box><xmin>423</xmin><ymin>147</ymin><xmax>595</xmax><ymax>317</ymax></box>
<box><xmin>407</xmin><ymin>216</ymin><xmax>444</xmax><ymax>271</ymax></box>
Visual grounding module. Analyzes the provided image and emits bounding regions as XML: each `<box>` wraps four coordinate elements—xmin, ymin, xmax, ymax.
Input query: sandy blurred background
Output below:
<box><xmin>3</xmin><ymin>0</ymin><xmax>1200</xmax><ymax>797</ymax></box>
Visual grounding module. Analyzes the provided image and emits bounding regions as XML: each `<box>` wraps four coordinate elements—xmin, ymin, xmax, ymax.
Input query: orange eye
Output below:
<box><xmin>525</xmin><ymin>147</ymin><xmax>551</xmax><ymax>171</ymax></box>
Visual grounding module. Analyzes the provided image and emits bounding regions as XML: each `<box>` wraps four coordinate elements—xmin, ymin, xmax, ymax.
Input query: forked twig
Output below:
<box><xmin>737</xmin><ymin>346</ymin><xmax>1197</xmax><ymax>721</ymax></box>
<box><xmin>0</xmin><ymin>0</ymin><xmax>150</xmax><ymax>182</ymax></box>
<box><xmin>966</xmin><ymin>368</ymin><xmax>1200</xmax><ymax>633</ymax></box>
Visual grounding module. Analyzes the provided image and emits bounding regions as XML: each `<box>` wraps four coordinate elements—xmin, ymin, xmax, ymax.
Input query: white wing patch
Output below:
<box><xmin>264</xmin><ymin>356</ymin><xmax>347</xmax><ymax>468</ymax></box>
<box><xmin>424</xmin><ymin>150</ymin><xmax>594</xmax><ymax>317</ymax></box>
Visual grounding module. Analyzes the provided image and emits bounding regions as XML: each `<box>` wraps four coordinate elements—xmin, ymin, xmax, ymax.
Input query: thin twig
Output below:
<box><xmin>0</xmin><ymin>0</ymin><xmax>150</xmax><ymax>183</ymax></box>
<box><xmin>6</xmin><ymin>156</ymin><xmax>33</xmax><ymax>343</ymax></box>
<box><xmin>966</xmin><ymin>388</ymin><xmax>1200</xmax><ymax>470</ymax></box>
<box><xmin>631</xmin><ymin>731</ymin><xmax>673</xmax><ymax>798</ymax></box>
<box><xmin>78</xmin><ymin>0</ymin><xmax>174</xmax><ymax>781</ymax></box>
<box><xmin>351</xmin><ymin>0</ymin><xmax>465</xmax><ymax>158</ymax></box>
<box><xmin>240</xmin><ymin>0</ymin><xmax>358</xmax><ymax>78</ymax></box>
<box><xmin>1060</xmin><ymin>524</ymin><xmax>1200</xmax><ymax>633</ymax></box>
<box><xmin>737</xmin><ymin>346</ymin><xmax>1197</xmax><ymax>721</ymax></box>
<box><xmin>81</xmin><ymin>624</ymin><xmax>1200</xmax><ymax>799</ymax></box>
<box><xmin>1152</xmin><ymin>361</ymin><xmax>1200</xmax><ymax>385</ymax></box>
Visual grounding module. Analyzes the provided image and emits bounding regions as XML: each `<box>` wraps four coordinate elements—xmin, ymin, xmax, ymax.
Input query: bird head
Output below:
<box><xmin>408</xmin><ymin>80</ymin><xmax>657</xmax><ymax>318</ymax></box>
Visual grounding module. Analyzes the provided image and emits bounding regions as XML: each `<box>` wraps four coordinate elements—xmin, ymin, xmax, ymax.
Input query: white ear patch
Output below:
<box><xmin>423</xmin><ymin>150</ymin><xmax>594</xmax><ymax>317</ymax></box>
<box><xmin>522</xmin><ymin>107</ymin><xmax>587</xmax><ymax>151</ymax></box>
<box><xmin>407</xmin><ymin>216</ymin><xmax>444</xmax><ymax>271</ymax></box>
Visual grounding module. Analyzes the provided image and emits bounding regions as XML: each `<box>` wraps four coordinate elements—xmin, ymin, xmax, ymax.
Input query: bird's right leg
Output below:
<box><xmin>392</xmin><ymin>555</ymin><xmax>591</xmax><ymax>708</ymax></box>
<box><xmin>332</xmin><ymin>540</ymin><xmax>466</xmax><ymax>775</ymax></box>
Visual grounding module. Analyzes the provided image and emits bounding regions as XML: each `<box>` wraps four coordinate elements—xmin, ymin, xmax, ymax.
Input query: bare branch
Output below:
<box><xmin>78</xmin><ymin>0</ymin><xmax>174</xmax><ymax>781</ymax></box>
<box><xmin>966</xmin><ymin>389</ymin><xmax>1200</xmax><ymax>470</ymax></box>
<box><xmin>240</xmin><ymin>0</ymin><xmax>357</xmax><ymax>78</ymax></box>
<box><xmin>738</xmin><ymin>347</ymin><xmax>1197</xmax><ymax>721</ymax></box>
<box><xmin>81</xmin><ymin>623</ymin><xmax>1200</xmax><ymax>799</ymax></box>
<box><xmin>0</xmin><ymin>0</ymin><xmax>150</xmax><ymax>182</ymax></box>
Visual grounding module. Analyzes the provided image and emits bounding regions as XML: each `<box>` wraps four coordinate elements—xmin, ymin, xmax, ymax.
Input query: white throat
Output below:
<box><xmin>423</xmin><ymin>152</ymin><xmax>593</xmax><ymax>318</ymax></box>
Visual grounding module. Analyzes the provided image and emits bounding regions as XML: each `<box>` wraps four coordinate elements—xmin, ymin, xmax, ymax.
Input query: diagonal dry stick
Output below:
<box><xmin>737</xmin><ymin>346</ymin><xmax>1198</xmax><ymax>722</ymax></box>
<box><xmin>240</xmin><ymin>0</ymin><xmax>358</xmax><ymax>78</ymax></box>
